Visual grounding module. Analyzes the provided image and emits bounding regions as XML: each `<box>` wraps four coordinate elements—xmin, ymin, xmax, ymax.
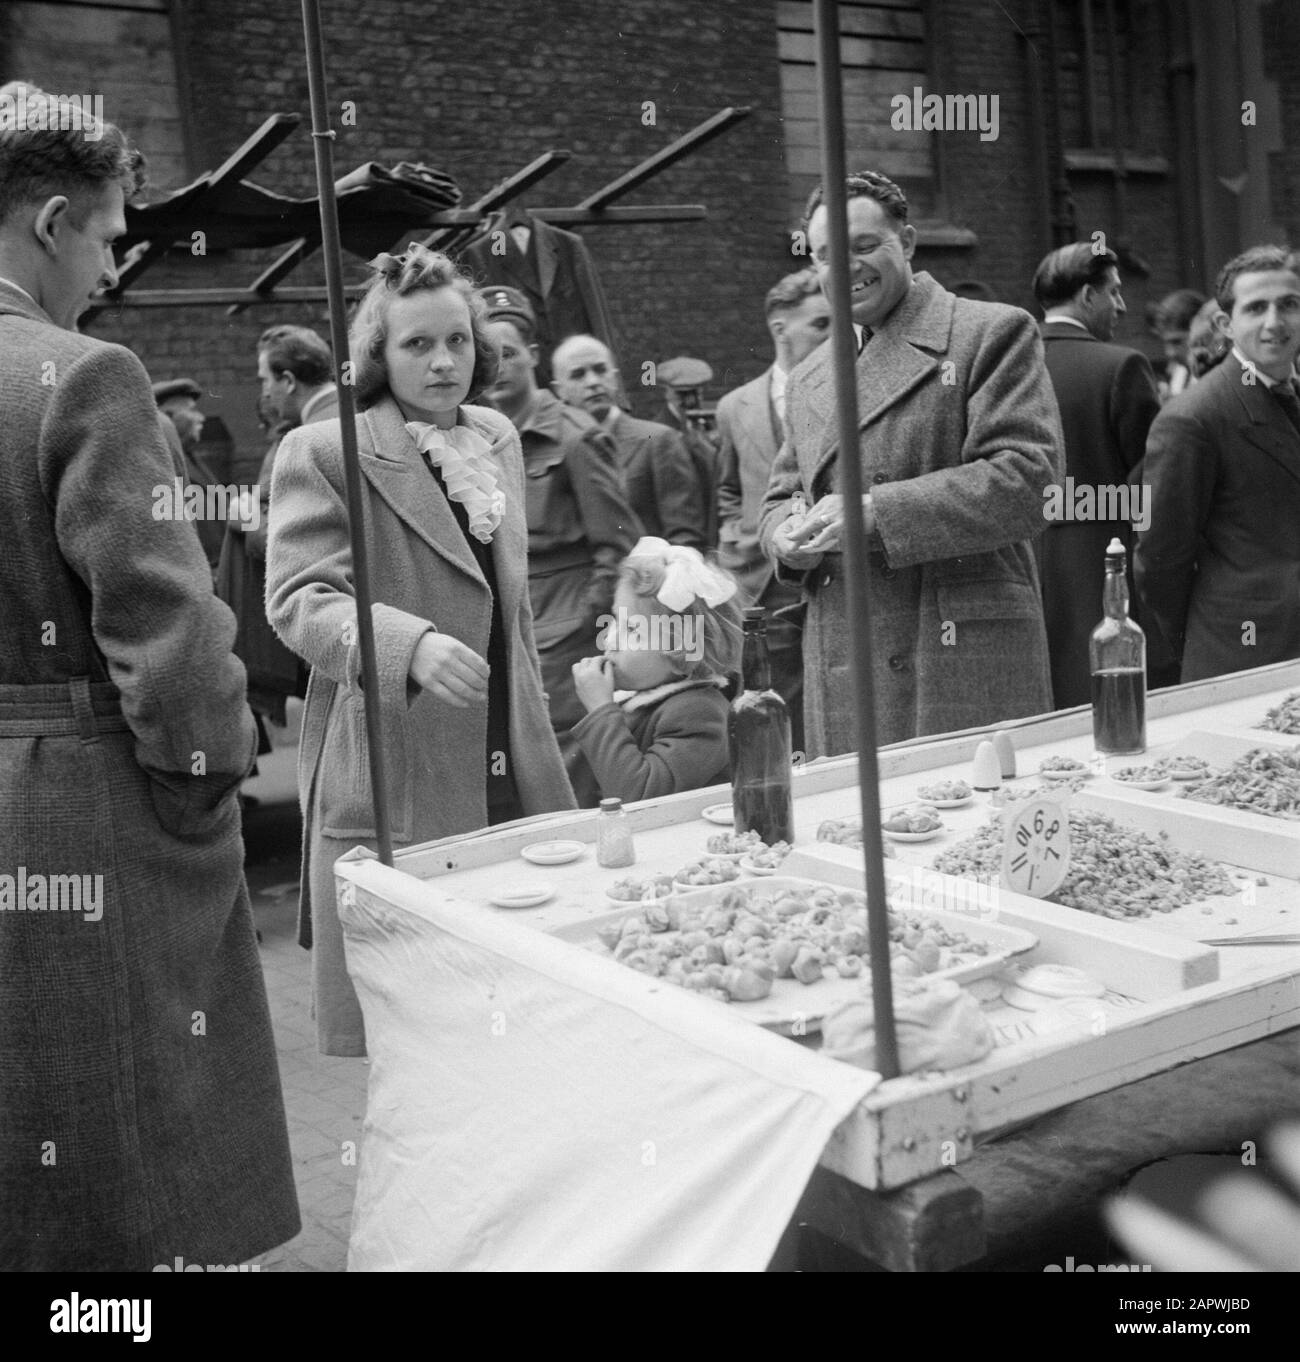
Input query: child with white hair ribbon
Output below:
<box><xmin>568</xmin><ymin>537</ymin><xmax>744</xmax><ymax>807</ymax></box>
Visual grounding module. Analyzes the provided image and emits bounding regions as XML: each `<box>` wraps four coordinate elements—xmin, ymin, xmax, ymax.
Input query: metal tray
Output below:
<box><xmin>549</xmin><ymin>876</ymin><xmax>1038</xmax><ymax>1036</ymax></box>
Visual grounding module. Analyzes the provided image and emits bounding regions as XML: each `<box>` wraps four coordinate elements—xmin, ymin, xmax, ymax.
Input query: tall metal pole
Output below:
<box><xmin>301</xmin><ymin>0</ymin><xmax>394</xmax><ymax>865</ymax></box>
<box><xmin>812</xmin><ymin>0</ymin><xmax>899</xmax><ymax>1079</ymax></box>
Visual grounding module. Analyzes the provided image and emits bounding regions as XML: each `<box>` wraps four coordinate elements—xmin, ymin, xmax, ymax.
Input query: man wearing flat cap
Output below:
<box><xmin>153</xmin><ymin>374</ymin><xmax>224</xmax><ymax>570</ymax></box>
<box><xmin>477</xmin><ymin>287</ymin><xmax>639</xmax><ymax>765</ymax></box>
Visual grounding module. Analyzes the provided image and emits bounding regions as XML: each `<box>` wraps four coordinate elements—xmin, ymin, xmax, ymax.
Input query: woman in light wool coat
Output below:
<box><xmin>267</xmin><ymin>248</ymin><xmax>575</xmax><ymax>1057</ymax></box>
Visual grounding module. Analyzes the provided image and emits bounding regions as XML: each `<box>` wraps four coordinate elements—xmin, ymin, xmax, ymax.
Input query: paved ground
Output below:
<box><xmin>238</xmin><ymin>708</ymin><xmax>364</xmax><ymax>1273</ymax></box>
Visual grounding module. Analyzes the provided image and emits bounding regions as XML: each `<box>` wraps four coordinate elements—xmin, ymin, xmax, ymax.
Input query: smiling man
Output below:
<box><xmin>0</xmin><ymin>81</ymin><xmax>298</xmax><ymax>1269</ymax></box>
<box><xmin>1135</xmin><ymin>245</ymin><xmax>1300</xmax><ymax>682</ymax></box>
<box><xmin>759</xmin><ymin>170</ymin><xmax>1064</xmax><ymax>754</ymax></box>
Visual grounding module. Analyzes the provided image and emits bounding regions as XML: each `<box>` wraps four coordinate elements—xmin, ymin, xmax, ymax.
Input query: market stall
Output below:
<box><xmin>333</xmin><ymin>658</ymin><xmax>1300</xmax><ymax>1270</ymax></box>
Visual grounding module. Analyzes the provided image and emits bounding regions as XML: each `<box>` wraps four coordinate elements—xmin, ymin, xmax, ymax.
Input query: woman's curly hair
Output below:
<box><xmin>349</xmin><ymin>244</ymin><xmax>499</xmax><ymax>409</ymax></box>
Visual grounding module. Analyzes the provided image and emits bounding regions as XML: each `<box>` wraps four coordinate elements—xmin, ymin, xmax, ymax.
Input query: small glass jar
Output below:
<box><xmin>596</xmin><ymin>797</ymin><xmax>636</xmax><ymax>868</ymax></box>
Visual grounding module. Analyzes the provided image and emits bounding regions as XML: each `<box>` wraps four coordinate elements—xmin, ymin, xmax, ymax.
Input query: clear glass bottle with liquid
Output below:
<box><xmin>729</xmin><ymin>607</ymin><xmax>795</xmax><ymax>845</ymax></box>
<box><xmin>1090</xmin><ymin>537</ymin><xmax>1147</xmax><ymax>754</ymax></box>
<box><xmin>596</xmin><ymin>797</ymin><xmax>636</xmax><ymax>868</ymax></box>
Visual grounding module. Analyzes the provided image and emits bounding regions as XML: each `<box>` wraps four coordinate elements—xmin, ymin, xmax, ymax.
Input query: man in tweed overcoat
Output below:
<box><xmin>0</xmin><ymin>83</ymin><xmax>298</xmax><ymax>1270</ymax></box>
<box><xmin>760</xmin><ymin>172</ymin><xmax>1064</xmax><ymax>755</ymax></box>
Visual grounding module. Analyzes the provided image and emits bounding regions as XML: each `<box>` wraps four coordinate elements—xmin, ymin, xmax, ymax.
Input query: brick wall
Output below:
<box><xmin>89</xmin><ymin>0</ymin><xmax>791</xmax><ymax>461</ymax></box>
<box><xmin>72</xmin><ymin>0</ymin><xmax>1300</xmax><ymax>469</ymax></box>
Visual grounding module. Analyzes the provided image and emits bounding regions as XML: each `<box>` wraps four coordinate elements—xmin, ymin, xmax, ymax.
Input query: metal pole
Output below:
<box><xmin>812</xmin><ymin>0</ymin><xmax>899</xmax><ymax>1079</ymax></box>
<box><xmin>300</xmin><ymin>0</ymin><xmax>394</xmax><ymax>865</ymax></box>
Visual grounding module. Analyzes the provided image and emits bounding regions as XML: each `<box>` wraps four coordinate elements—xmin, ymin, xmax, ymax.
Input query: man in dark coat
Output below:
<box><xmin>1135</xmin><ymin>245</ymin><xmax>1300</xmax><ymax>683</ymax></box>
<box><xmin>153</xmin><ymin>375</ymin><xmax>226</xmax><ymax>572</ymax></box>
<box><xmin>477</xmin><ymin>288</ymin><xmax>639</xmax><ymax>761</ymax></box>
<box><xmin>1033</xmin><ymin>243</ymin><xmax>1161</xmax><ymax>706</ymax></box>
<box><xmin>760</xmin><ymin>171</ymin><xmax>1063</xmax><ymax>755</ymax></box>
<box><xmin>716</xmin><ymin>269</ymin><xmax>831</xmax><ymax>754</ymax></box>
<box><xmin>0</xmin><ymin>81</ymin><xmax>298</xmax><ymax>1270</ymax></box>
<box><xmin>552</xmin><ymin>333</ymin><xmax>708</xmax><ymax>551</ymax></box>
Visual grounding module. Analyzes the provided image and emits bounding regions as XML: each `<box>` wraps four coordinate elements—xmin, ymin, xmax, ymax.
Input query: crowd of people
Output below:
<box><xmin>5</xmin><ymin>78</ymin><xmax>1300</xmax><ymax>1268</ymax></box>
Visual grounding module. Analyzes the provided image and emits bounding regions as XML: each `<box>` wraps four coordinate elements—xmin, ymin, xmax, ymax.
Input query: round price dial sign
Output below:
<box><xmin>1001</xmin><ymin>799</ymin><xmax>1071</xmax><ymax>898</ymax></box>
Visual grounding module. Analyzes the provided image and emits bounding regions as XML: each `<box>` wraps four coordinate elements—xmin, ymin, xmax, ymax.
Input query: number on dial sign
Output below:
<box><xmin>408</xmin><ymin>631</ymin><xmax>489</xmax><ymax>707</ymax></box>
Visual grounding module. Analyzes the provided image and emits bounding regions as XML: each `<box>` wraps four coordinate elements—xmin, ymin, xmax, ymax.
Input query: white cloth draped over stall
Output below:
<box><xmin>336</xmin><ymin>854</ymin><xmax>879</xmax><ymax>1272</ymax></box>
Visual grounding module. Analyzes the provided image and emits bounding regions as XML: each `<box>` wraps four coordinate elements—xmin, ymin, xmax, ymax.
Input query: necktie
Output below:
<box><xmin>1274</xmin><ymin>381</ymin><xmax>1300</xmax><ymax>440</ymax></box>
<box><xmin>857</xmin><ymin>327</ymin><xmax>872</xmax><ymax>354</ymax></box>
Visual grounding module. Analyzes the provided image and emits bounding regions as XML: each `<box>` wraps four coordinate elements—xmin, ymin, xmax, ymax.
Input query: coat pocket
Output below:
<box><xmin>935</xmin><ymin>576</ymin><xmax>1043</xmax><ymax>623</ymax></box>
<box><xmin>317</xmin><ymin>690</ymin><xmax>412</xmax><ymax>841</ymax></box>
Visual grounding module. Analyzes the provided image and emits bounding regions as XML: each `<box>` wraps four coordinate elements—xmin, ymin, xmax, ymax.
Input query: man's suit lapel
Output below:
<box><xmin>806</xmin><ymin>274</ymin><xmax>947</xmax><ymax>484</ymax></box>
<box><xmin>358</xmin><ymin>397</ymin><xmax>486</xmax><ymax>585</ymax></box>
<box><xmin>1231</xmin><ymin>363</ymin><xmax>1300</xmax><ymax>490</ymax></box>
<box><xmin>736</xmin><ymin>369</ymin><xmax>779</xmax><ymax>464</ymax></box>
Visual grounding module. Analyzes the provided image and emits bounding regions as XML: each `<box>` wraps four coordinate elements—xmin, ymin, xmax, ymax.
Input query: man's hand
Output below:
<box><xmin>769</xmin><ymin>495</ymin><xmax>825</xmax><ymax>569</ymax></box>
<box><xmin>408</xmin><ymin>631</ymin><xmax>489</xmax><ymax>707</ymax></box>
<box><xmin>785</xmin><ymin>493</ymin><xmax>874</xmax><ymax>555</ymax></box>
<box><xmin>572</xmin><ymin>654</ymin><xmax>617</xmax><ymax>712</ymax></box>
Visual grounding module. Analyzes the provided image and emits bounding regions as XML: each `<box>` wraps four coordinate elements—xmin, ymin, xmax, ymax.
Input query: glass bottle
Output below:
<box><xmin>729</xmin><ymin>607</ymin><xmax>795</xmax><ymax>845</ymax></box>
<box><xmin>1090</xmin><ymin>537</ymin><xmax>1147</xmax><ymax>755</ymax></box>
<box><xmin>596</xmin><ymin>797</ymin><xmax>636</xmax><ymax>868</ymax></box>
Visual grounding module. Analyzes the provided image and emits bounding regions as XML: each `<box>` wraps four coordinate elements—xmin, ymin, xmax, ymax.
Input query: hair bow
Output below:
<box><xmin>631</xmin><ymin>537</ymin><xmax>738</xmax><ymax>611</ymax></box>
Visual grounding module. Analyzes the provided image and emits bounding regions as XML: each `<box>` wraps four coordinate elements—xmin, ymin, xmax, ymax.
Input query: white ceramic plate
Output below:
<box><xmin>1039</xmin><ymin>765</ymin><xmax>1091</xmax><ymax>781</ymax></box>
<box><xmin>737</xmin><ymin>855</ymin><xmax>781</xmax><ymax>876</ymax></box>
<box><xmin>921</xmin><ymin>794</ymin><xmax>975</xmax><ymax>809</ymax></box>
<box><xmin>1164</xmin><ymin>765</ymin><xmax>1211</xmax><ymax>782</ymax></box>
<box><xmin>488</xmin><ymin>883</ymin><xmax>556</xmax><ymax>909</ymax></box>
<box><xmin>520</xmin><ymin>839</ymin><xmax>585</xmax><ymax>866</ymax></box>
<box><xmin>701</xmin><ymin>803</ymin><xmax>735</xmax><ymax>826</ymax></box>
<box><xmin>1110</xmin><ymin>774</ymin><xmax>1170</xmax><ymax>792</ymax></box>
<box><xmin>882</xmin><ymin>826</ymin><xmax>943</xmax><ymax>843</ymax></box>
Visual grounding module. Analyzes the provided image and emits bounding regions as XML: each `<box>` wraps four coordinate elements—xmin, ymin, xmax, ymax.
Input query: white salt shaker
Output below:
<box><xmin>972</xmin><ymin>740</ymin><xmax>1002</xmax><ymax>790</ymax></box>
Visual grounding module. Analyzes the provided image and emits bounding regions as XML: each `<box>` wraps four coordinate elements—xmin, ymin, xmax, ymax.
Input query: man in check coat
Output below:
<box><xmin>760</xmin><ymin>171</ymin><xmax>1064</xmax><ymax>756</ymax></box>
<box><xmin>1134</xmin><ymin>245</ymin><xmax>1300</xmax><ymax>683</ymax></box>
<box><xmin>1033</xmin><ymin>243</ymin><xmax>1161</xmax><ymax>706</ymax></box>
<box><xmin>0</xmin><ymin>82</ymin><xmax>298</xmax><ymax>1269</ymax></box>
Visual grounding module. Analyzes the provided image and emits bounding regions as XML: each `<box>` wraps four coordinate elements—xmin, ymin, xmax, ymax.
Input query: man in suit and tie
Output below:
<box><xmin>552</xmin><ymin>333</ymin><xmax>707</xmax><ymax>551</ymax></box>
<box><xmin>1033</xmin><ymin>243</ymin><xmax>1161</xmax><ymax>707</ymax></box>
<box><xmin>759</xmin><ymin>170</ymin><xmax>1063</xmax><ymax>755</ymax></box>
<box><xmin>1135</xmin><ymin>245</ymin><xmax>1300</xmax><ymax>683</ymax></box>
<box><xmin>716</xmin><ymin>269</ymin><xmax>831</xmax><ymax>753</ymax></box>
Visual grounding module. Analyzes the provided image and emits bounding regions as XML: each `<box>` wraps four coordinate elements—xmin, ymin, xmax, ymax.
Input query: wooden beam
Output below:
<box><xmin>108</xmin><ymin>113</ymin><xmax>303</xmax><ymax>296</ymax></box>
<box><xmin>792</xmin><ymin>1165</ymin><xmax>986</xmax><ymax>1272</ymax></box>
<box><xmin>573</xmin><ymin>106</ymin><xmax>750</xmax><ymax>210</ymax></box>
<box><xmin>95</xmin><ymin>286</ymin><xmax>364</xmax><ymax>309</ymax></box>
<box><xmin>205</xmin><ymin>112</ymin><xmax>301</xmax><ymax>191</ymax></box>
<box><xmin>528</xmin><ymin>204</ymin><xmax>705</xmax><ymax>225</ymax></box>
<box><xmin>418</xmin><ymin>150</ymin><xmax>573</xmax><ymax>252</ymax></box>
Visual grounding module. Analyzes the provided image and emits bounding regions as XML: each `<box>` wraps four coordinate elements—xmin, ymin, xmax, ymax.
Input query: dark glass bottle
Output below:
<box><xmin>729</xmin><ymin>607</ymin><xmax>795</xmax><ymax>845</ymax></box>
<box><xmin>1090</xmin><ymin>537</ymin><xmax>1147</xmax><ymax>755</ymax></box>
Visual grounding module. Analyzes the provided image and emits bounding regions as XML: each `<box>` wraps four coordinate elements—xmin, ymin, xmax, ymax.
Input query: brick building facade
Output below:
<box><xmin>4</xmin><ymin>0</ymin><xmax>1298</xmax><ymax>477</ymax></box>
